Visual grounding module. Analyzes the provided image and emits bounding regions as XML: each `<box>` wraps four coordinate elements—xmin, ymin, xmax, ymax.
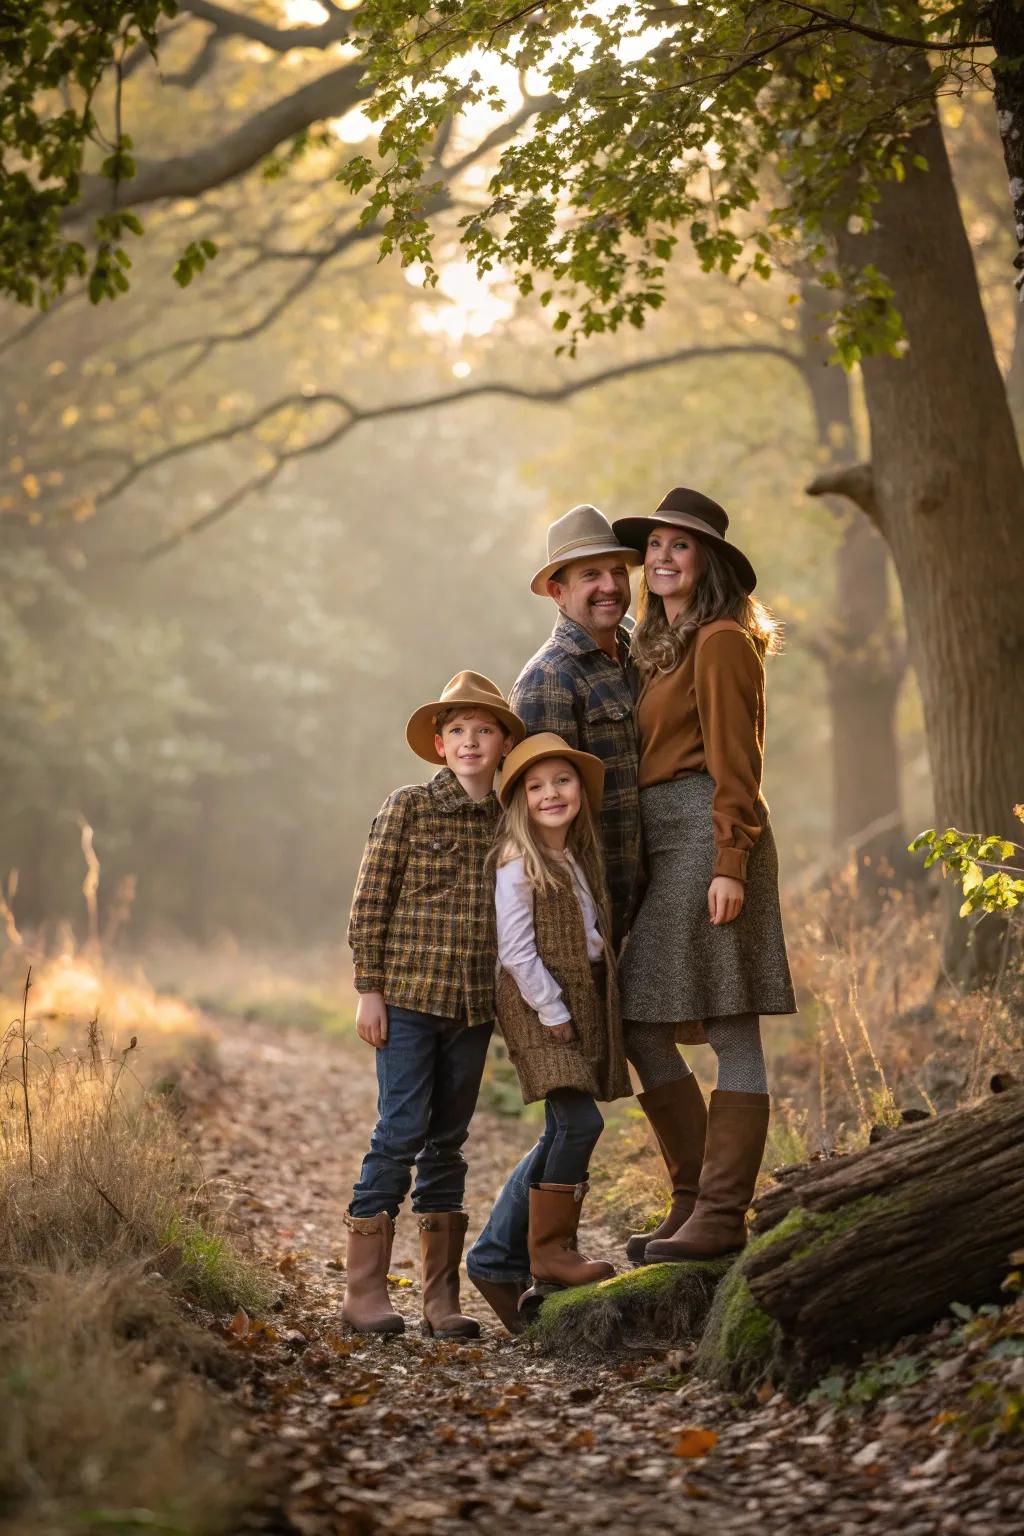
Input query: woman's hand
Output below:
<box><xmin>546</xmin><ymin>1019</ymin><xmax>577</xmax><ymax>1044</ymax></box>
<box><xmin>356</xmin><ymin>991</ymin><xmax>389</xmax><ymax>1047</ymax></box>
<box><xmin>708</xmin><ymin>876</ymin><xmax>745</xmax><ymax>925</ymax></box>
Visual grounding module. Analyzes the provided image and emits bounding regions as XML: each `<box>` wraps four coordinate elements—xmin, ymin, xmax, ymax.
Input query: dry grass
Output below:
<box><xmin>0</xmin><ymin>971</ymin><xmax>274</xmax><ymax>1534</ymax></box>
<box><xmin>0</xmin><ymin>1266</ymin><xmax>250</xmax><ymax>1536</ymax></box>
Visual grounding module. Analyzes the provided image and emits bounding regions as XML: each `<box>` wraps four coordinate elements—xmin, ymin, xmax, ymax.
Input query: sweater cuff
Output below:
<box><xmin>713</xmin><ymin>846</ymin><xmax>749</xmax><ymax>882</ymax></box>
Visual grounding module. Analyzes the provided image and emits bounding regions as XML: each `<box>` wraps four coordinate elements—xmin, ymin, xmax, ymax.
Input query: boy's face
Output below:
<box><xmin>434</xmin><ymin>708</ymin><xmax>511</xmax><ymax>780</ymax></box>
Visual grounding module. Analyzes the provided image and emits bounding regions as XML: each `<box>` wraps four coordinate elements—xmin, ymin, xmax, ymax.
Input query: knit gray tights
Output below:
<box><xmin>624</xmin><ymin>1013</ymin><xmax>768</xmax><ymax>1095</ymax></box>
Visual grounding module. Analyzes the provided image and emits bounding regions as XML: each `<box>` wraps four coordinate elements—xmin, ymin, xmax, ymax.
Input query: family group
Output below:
<box><xmin>341</xmin><ymin>488</ymin><xmax>796</xmax><ymax>1338</ymax></box>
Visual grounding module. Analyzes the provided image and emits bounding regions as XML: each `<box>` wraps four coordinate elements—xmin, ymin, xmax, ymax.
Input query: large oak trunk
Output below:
<box><xmin>745</xmin><ymin>1087</ymin><xmax>1024</xmax><ymax>1368</ymax></box>
<box><xmin>839</xmin><ymin>110</ymin><xmax>1024</xmax><ymax>980</ymax></box>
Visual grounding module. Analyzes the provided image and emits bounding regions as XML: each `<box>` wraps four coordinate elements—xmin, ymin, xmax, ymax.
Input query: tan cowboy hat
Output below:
<box><xmin>406</xmin><ymin>671</ymin><xmax>526</xmax><ymax>764</ymax></box>
<box><xmin>498</xmin><ymin>732</ymin><xmax>604</xmax><ymax>814</ymax></box>
<box><xmin>530</xmin><ymin>504</ymin><xmax>641</xmax><ymax>595</ymax></box>
<box><xmin>613</xmin><ymin>487</ymin><xmax>757</xmax><ymax>594</ymax></box>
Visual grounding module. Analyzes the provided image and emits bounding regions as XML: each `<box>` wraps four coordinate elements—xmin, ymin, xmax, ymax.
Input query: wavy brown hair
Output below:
<box><xmin>631</xmin><ymin>534</ymin><xmax>781</xmax><ymax>680</ymax></box>
<box><xmin>487</xmin><ymin>763</ymin><xmax>611</xmax><ymax>935</ymax></box>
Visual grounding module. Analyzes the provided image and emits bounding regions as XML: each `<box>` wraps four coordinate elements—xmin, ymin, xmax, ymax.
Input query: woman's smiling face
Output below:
<box><xmin>644</xmin><ymin>524</ymin><xmax>708</xmax><ymax>605</ymax></box>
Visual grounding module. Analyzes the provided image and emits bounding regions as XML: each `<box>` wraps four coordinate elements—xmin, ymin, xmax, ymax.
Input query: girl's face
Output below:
<box><xmin>523</xmin><ymin>757</ymin><xmax>582</xmax><ymax>840</ymax></box>
<box><xmin>644</xmin><ymin>524</ymin><xmax>707</xmax><ymax>604</ymax></box>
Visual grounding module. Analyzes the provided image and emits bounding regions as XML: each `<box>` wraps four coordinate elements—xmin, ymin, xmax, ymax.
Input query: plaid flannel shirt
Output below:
<box><xmin>347</xmin><ymin>767</ymin><xmax>500</xmax><ymax>1026</ymax></box>
<box><xmin>510</xmin><ymin>614</ymin><xmax>640</xmax><ymax>939</ymax></box>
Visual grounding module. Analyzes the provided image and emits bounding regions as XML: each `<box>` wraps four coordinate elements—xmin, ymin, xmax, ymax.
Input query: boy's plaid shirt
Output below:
<box><xmin>510</xmin><ymin>614</ymin><xmax>640</xmax><ymax>938</ymax></box>
<box><xmin>347</xmin><ymin>767</ymin><xmax>500</xmax><ymax>1026</ymax></box>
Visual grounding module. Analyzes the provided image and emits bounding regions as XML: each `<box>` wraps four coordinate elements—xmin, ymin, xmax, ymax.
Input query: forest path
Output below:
<box><xmin>191</xmin><ymin>1014</ymin><xmax>1012</xmax><ymax>1536</ymax></box>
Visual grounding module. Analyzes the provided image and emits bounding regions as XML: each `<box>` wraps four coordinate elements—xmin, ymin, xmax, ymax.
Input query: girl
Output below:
<box><xmin>469</xmin><ymin>732</ymin><xmax>631</xmax><ymax>1328</ymax></box>
<box><xmin>612</xmin><ymin>487</ymin><xmax>796</xmax><ymax>1263</ymax></box>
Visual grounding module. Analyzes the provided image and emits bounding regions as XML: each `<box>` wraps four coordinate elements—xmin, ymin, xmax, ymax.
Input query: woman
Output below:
<box><xmin>612</xmin><ymin>486</ymin><xmax>796</xmax><ymax>1263</ymax></box>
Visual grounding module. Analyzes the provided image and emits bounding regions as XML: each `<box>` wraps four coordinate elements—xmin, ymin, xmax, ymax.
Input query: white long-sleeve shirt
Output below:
<box><xmin>494</xmin><ymin>853</ymin><xmax>604</xmax><ymax>1026</ymax></box>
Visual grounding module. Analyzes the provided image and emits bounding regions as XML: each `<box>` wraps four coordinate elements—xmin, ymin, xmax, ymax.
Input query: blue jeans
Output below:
<box><xmin>467</xmin><ymin>1088</ymin><xmax>604</xmax><ymax>1284</ymax></box>
<box><xmin>349</xmin><ymin>1006</ymin><xmax>493</xmax><ymax>1219</ymax></box>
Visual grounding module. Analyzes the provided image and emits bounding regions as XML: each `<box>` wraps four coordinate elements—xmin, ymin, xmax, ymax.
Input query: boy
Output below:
<box><xmin>343</xmin><ymin>671</ymin><xmax>524</xmax><ymax>1338</ymax></box>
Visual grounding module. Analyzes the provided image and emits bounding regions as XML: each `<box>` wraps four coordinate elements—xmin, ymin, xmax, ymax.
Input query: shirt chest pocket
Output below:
<box><xmin>584</xmin><ymin>695</ymin><xmax>633</xmax><ymax>731</ymax></box>
<box><xmin>404</xmin><ymin>833</ymin><xmax>460</xmax><ymax>899</ymax></box>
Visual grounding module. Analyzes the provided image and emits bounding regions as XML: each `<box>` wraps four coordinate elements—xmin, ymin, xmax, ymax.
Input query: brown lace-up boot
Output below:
<box><xmin>527</xmin><ymin>1182</ymin><xmax>615</xmax><ymax>1289</ymax></box>
<box><xmin>625</xmin><ymin>1074</ymin><xmax>708</xmax><ymax>1264</ymax></box>
<box><xmin>418</xmin><ymin>1212</ymin><xmax>481</xmax><ymax>1339</ymax></box>
<box><xmin>645</xmin><ymin>1091</ymin><xmax>770</xmax><ymax>1262</ymax></box>
<box><xmin>341</xmin><ymin>1211</ymin><xmax>405</xmax><ymax>1334</ymax></box>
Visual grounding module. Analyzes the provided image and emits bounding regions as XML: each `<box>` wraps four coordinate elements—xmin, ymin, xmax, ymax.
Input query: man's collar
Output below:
<box><xmin>553</xmin><ymin>611</ymin><xmax>632</xmax><ymax>660</ymax></box>
<box><xmin>428</xmin><ymin>765</ymin><xmax>496</xmax><ymax>811</ymax></box>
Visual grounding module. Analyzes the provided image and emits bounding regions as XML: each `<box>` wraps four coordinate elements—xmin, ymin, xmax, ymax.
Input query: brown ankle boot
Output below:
<box><xmin>341</xmin><ymin>1211</ymin><xmax>405</xmax><ymax>1334</ymax></box>
<box><xmin>625</xmin><ymin>1074</ymin><xmax>708</xmax><ymax>1264</ymax></box>
<box><xmin>527</xmin><ymin>1182</ymin><xmax>614</xmax><ymax>1289</ymax></box>
<box><xmin>469</xmin><ymin>1273</ymin><xmax>529</xmax><ymax>1335</ymax></box>
<box><xmin>418</xmin><ymin>1212</ymin><xmax>481</xmax><ymax>1339</ymax></box>
<box><xmin>645</xmin><ymin>1091</ymin><xmax>769</xmax><ymax>1262</ymax></box>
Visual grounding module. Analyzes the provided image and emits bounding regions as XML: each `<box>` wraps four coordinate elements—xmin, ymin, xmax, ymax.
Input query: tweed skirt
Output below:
<box><xmin>619</xmin><ymin>774</ymin><xmax>796</xmax><ymax>1043</ymax></box>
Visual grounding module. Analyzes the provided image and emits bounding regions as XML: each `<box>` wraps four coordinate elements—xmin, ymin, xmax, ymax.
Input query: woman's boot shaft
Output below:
<box><xmin>626</xmin><ymin>1073</ymin><xmax>708</xmax><ymax>1263</ymax></box>
<box><xmin>645</xmin><ymin>1090</ymin><xmax>769</xmax><ymax>1262</ymax></box>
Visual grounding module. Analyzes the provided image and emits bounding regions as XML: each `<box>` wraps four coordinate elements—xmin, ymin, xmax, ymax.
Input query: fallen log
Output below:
<box><xmin>695</xmin><ymin>1084</ymin><xmax>1024</xmax><ymax>1389</ymax></box>
<box><xmin>534</xmin><ymin>1086</ymin><xmax>1024</xmax><ymax>1390</ymax></box>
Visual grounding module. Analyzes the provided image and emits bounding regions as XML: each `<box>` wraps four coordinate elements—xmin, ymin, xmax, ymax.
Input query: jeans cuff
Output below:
<box><xmin>466</xmin><ymin>1259</ymin><xmax>532</xmax><ymax>1286</ymax></box>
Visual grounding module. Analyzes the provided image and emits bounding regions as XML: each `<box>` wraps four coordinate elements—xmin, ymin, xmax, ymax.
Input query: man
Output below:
<box><xmin>510</xmin><ymin>502</ymin><xmax>643</xmax><ymax>943</ymax></box>
<box><xmin>467</xmin><ymin>504</ymin><xmax>642</xmax><ymax>1331</ymax></box>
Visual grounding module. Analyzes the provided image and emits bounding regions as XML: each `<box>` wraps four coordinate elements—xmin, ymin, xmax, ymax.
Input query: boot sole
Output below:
<box><xmin>420</xmin><ymin>1320</ymin><xmax>481</xmax><ymax>1341</ymax></box>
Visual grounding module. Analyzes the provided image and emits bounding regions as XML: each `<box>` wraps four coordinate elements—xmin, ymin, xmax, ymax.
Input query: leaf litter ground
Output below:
<box><xmin>190</xmin><ymin>1016</ymin><xmax>1024</xmax><ymax>1535</ymax></box>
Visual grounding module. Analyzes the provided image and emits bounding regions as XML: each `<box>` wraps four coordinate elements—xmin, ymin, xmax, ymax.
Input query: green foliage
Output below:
<box><xmin>342</xmin><ymin>1</ymin><xmax>992</xmax><ymax>356</ymax></box>
<box><xmin>909</xmin><ymin>817</ymin><xmax>1024</xmax><ymax>916</ymax></box>
<box><xmin>172</xmin><ymin>238</ymin><xmax>219</xmax><ymax>289</ymax></box>
<box><xmin>810</xmin><ymin>1352</ymin><xmax>925</xmax><ymax>1410</ymax></box>
<box><xmin>0</xmin><ymin>1</ymin><xmax>175</xmax><ymax>306</ymax></box>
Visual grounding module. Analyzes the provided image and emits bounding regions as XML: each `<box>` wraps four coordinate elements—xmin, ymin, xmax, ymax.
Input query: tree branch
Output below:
<box><xmin>806</xmin><ymin>462</ymin><xmax>881</xmax><ymax>527</ymax></box>
<box><xmin>75</xmin><ymin>60</ymin><xmax>368</xmax><ymax>215</ymax></box>
<box><xmin>126</xmin><ymin>342</ymin><xmax>802</xmax><ymax>558</ymax></box>
<box><xmin>180</xmin><ymin>0</ymin><xmax>359</xmax><ymax>52</ymax></box>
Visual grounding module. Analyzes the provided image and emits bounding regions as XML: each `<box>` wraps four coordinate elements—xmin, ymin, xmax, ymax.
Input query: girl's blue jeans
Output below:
<box><xmin>467</xmin><ymin>1087</ymin><xmax>604</xmax><ymax>1285</ymax></box>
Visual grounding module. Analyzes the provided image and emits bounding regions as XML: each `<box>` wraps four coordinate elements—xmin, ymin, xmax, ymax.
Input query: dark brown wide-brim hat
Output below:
<box><xmin>498</xmin><ymin>732</ymin><xmax>604</xmax><ymax>815</ymax></box>
<box><xmin>531</xmin><ymin>503</ymin><xmax>641</xmax><ymax>595</ymax></box>
<box><xmin>613</xmin><ymin>487</ymin><xmax>757</xmax><ymax>594</ymax></box>
<box><xmin>406</xmin><ymin>671</ymin><xmax>526</xmax><ymax>763</ymax></box>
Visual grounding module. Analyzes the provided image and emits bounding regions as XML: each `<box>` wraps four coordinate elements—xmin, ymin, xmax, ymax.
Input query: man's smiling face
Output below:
<box><xmin>547</xmin><ymin>553</ymin><xmax>632</xmax><ymax>639</ymax></box>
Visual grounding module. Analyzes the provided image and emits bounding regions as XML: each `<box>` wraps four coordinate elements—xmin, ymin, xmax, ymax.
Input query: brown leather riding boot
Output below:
<box><xmin>625</xmin><ymin>1074</ymin><xmax>708</xmax><ymax>1264</ymax></box>
<box><xmin>469</xmin><ymin>1273</ymin><xmax>529</xmax><ymax>1335</ymax></box>
<box><xmin>527</xmin><ymin>1182</ymin><xmax>615</xmax><ymax>1288</ymax></box>
<box><xmin>418</xmin><ymin>1212</ymin><xmax>481</xmax><ymax>1339</ymax></box>
<box><xmin>341</xmin><ymin>1211</ymin><xmax>405</xmax><ymax>1334</ymax></box>
<box><xmin>645</xmin><ymin>1091</ymin><xmax>770</xmax><ymax>1262</ymax></box>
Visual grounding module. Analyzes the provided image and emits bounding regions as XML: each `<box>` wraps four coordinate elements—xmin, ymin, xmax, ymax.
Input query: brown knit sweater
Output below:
<box><xmin>496</xmin><ymin>877</ymin><xmax>631</xmax><ymax>1107</ymax></box>
<box><xmin>635</xmin><ymin>619</ymin><xmax>766</xmax><ymax>881</ymax></box>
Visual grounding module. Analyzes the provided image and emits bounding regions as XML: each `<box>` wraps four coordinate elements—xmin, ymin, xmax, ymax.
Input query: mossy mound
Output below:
<box><xmin>531</xmin><ymin>1257</ymin><xmax>733</xmax><ymax>1357</ymax></box>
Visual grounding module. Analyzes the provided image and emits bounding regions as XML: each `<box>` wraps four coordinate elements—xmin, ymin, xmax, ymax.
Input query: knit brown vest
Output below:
<box><xmin>496</xmin><ymin>875</ymin><xmax>631</xmax><ymax>1106</ymax></box>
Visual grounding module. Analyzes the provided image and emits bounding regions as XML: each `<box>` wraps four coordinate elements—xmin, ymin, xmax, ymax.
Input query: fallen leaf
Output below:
<box><xmin>229</xmin><ymin>1308</ymin><xmax>250</xmax><ymax>1338</ymax></box>
<box><xmin>672</xmin><ymin>1427</ymin><xmax>718</xmax><ymax>1458</ymax></box>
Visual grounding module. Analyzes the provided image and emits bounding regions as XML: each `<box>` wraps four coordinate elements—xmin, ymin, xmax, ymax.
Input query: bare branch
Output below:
<box><xmin>180</xmin><ymin>0</ymin><xmax>358</xmax><ymax>52</ymax></box>
<box><xmin>806</xmin><ymin>462</ymin><xmax>881</xmax><ymax>527</ymax></box>
<box><xmin>75</xmin><ymin>61</ymin><xmax>368</xmax><ymax>215</ymax></box>
<box><xmin>132</xmin><ymin>342</ymin><xmax>802</xmax><ymax>557</ymax></box>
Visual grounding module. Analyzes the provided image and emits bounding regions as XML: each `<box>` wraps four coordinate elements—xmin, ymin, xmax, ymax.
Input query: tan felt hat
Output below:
<box><xmin>531</xmin><ymin>503</ymin><xmax>641</xmax><ymax>595</ymax></box>
<box><xmin>498</xmin><ymin>732</ymin><xmax>605</xmax><ymax>814</ymax></box>
<box><xmin>613</xmin><ymin>487</ymin><xmax>757</xmax><ymax>594</ymax></box>
<box><xmin>406</xmin><ymin>671</ymin><xmax>525</xmax><ymax>764</ymax></box>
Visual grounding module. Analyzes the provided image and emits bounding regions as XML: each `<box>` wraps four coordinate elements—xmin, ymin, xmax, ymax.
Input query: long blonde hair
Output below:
<box><xmin>488</xmin><ymin>764</ymin><xmax>611</xmax><ymax>933</ymax></box>
<box><xmin>631</xmin><ymin>537</ymin><xmax>781</xmax><ymax>681</ymax></box>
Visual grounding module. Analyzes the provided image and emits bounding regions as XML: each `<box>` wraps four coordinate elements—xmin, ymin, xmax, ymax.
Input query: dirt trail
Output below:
<box><xmin>192</xmin><ymin>1016</ymin><xmax>1022</xmax><ymax>1536</ymax></box>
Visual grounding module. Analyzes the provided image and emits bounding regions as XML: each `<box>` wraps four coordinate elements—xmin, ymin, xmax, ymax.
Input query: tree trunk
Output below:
<box><xmin>744</xmin><ymin>1086</ymin><xmax>1024</xmax><ymax>1367</ymax></box>
<box><xmin>837</xmin><ymin>109</ymin><xmax>1024</xmax><ymax>982</ymax></box>
<box><xmin>991</xmin><ymin>0</ymin><xmax>1024</xmax><ymax>289</ymax></box>
<box><xmin>798</xmin><ymin>286</ymin><xmax>907</xmax><ymax>888</ymax></box>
